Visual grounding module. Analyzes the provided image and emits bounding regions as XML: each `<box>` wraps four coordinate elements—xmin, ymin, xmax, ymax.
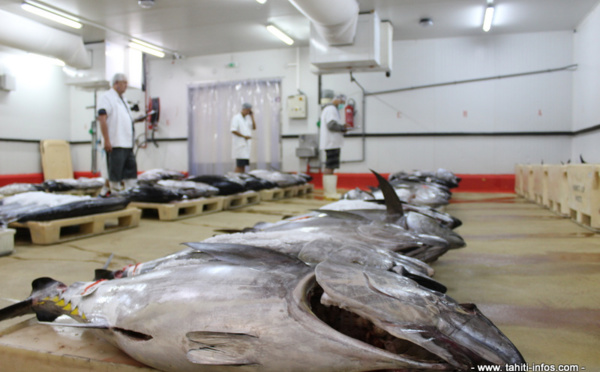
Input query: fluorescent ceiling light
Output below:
<box><xmin>129</xmin><ymin>39</ymin><xmax>165</xmax><ymax>58</ymax></box>
<box><xmin>21</xmin><ymin>1</ymin><xmax>82</xmax><ymax>29</ymax></box>
<box><xmin>256</xmin><ymin>0</ymin><xmax>267</xmax><ymax>4</ymax></box>
<box><xmin>267</xmin><ymin>24</ymin><xmax>294</xmax><ymax>45</ymax></box>
<box><xmin>482</xmin><ymin>5</ymin><xmax>495</xmax><ymax>32</ymax></box>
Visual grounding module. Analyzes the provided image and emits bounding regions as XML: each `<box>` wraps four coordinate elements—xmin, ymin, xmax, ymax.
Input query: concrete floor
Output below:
<box><xmin>0</xmin><ymin>192</ymin><xmax>598</xmax><ymax>370</ymax></box>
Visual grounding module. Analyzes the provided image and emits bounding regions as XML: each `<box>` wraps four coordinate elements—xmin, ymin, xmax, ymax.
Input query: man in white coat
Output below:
<box><xmin>319</xmin><ymin>91</ymin><xmax>349</xmax><ymax>199</ymax></box>
<box><xmin>231</xmin><ymin>102</ymin><xmax>256</xmax><ymax>173</ymax></box>
<box><xmin>319</xmin><ymin>92</ymin><xmax>349</xmax><ymax>175</ymax></box>
<box><xmin>98</xmin><ymin>73</ymin><xmax>143</xmax><ymax>193</ymax></box>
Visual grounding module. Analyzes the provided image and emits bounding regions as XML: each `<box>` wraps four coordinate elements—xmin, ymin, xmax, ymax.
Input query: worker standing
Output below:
<box><xmin>230</xmin><ymin>102</ymin><xmax>256</xmax><ymax>173</ymax></box>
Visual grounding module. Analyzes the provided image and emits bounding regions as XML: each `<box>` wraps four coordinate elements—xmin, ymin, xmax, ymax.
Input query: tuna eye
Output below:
<box><xmin>113</xmin><ymin>327</ymin><xmax>153</xmax><ymax>341</ymax></box>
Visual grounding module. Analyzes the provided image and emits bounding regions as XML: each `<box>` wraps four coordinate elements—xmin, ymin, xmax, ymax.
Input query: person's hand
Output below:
<box><xmin>245</xmin><ymin>135</ymin><xmax>251</xmax><ymax>140</ymax></box>
<box><xmin>104</xmin><ymin>141</ymin><xmax>113</xmax><ymax>152</ymax></box>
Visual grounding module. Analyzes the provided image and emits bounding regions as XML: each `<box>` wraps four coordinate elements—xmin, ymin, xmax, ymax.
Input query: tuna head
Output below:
<box><xmin>314</xmin><ymin>260</ymin><xmax>525</xmax><ymax>370</ymax></box>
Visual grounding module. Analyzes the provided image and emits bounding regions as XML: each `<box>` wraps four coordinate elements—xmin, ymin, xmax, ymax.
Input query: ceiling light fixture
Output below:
<box><xmin>482</xmin><ymin>4</ymin><xmax>495</xmax><ymax>32</ymax></box>
<box><xmin>129</xmin><ymin>39</ymin><xmax>165</xmax><ymax>58</ymax></box>
<box><xmin>21</xmin><ymin>1</ymin><xmax>82</xmax><ymax>29</ymax></box>
<box><xmin>256</xmin><ymin>0</ymin><xmax>267</xmax><ymax>4</ymax></box>
<box><xmin>419</xmin><ymin>18</ymin><xmax>433</xmax><ymax>27</ymax></box>
<box><xmin>266</xmin><ymin>24</ymin><xmax>294</xmax><ymax>45</ymax></box>
<box><xmin>138</xmin><ymin>0</ymin><xmax>155</xmax><ymax>9</ymax></box>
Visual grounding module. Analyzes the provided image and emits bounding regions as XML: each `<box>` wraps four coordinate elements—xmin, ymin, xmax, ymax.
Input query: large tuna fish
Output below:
<box><xmin>0</xmin><ymin>243</ymin><xmax>524</xmax><ymax>371</ymax></box>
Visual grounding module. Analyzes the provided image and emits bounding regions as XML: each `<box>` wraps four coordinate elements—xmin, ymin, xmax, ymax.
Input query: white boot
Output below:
<box><xmin>323</xmin><ymin>175</ymin><xmax>341</xmax><ymax>200</ymax></box>
<box><xmin>123</xmin><ymin>178</ymin><xmax>138</xmax><ymax>190</ymax></box>
<box><xmin>109</xmin><ymin>181</ymin><xmax>124</xmax><ymax>193</ymax></box>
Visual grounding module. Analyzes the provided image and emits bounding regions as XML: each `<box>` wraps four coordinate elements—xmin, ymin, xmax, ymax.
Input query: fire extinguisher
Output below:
<box><xmin>344</xmin><ymin>98</ymin><xmax>356</xmax><ymax>128</ymax></box>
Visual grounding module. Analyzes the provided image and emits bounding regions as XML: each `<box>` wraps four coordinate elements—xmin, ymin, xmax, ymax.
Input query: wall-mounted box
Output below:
<box><xmin>287</xmin><ymin>94</ymin><xmax>307</xmax><ymax>119</ymax></box>
<box><xmin>0</xmin><ymin>74</ymin><xmax>16</xmax><ymax>91</ymax></box>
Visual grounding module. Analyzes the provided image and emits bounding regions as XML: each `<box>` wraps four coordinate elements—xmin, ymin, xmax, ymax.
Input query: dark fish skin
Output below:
<box><xmin>17</xmin><ymin>197</ymin><xmax>131</xmax><ymax>222</ymax></box>
<box><xmin>186</xmin><ymin>175</ymin><xmax>246</xmax><ymax>195</ymax></box>
<box><xmin>123</xmin><ymin>184</ymin><xmax>212</xmax><ymax>203</ymax></box>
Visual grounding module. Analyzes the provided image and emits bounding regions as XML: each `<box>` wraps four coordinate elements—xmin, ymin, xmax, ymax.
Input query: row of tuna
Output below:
<box><xmin>0</xmin><ymin>170</ymin><xmax>525</xmax><ymax>371</ymax></box>
<box><xmin>0</xmin><ymin>169</ymin><xmax>311</xmax><ymax>226</ymax></box>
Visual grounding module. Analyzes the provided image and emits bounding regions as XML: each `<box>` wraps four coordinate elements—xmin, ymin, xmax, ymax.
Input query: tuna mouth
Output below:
<box><xmin>306</xmin><ymin>282</ymin><xmax>445</xmax><ymax>366</ymax></box>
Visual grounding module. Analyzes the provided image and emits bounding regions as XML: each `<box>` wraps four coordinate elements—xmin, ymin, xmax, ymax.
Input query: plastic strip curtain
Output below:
<box><xmin>188</xmin><ymin>79</ymin><xmax>281</xmax><ymax>175</ymax></box>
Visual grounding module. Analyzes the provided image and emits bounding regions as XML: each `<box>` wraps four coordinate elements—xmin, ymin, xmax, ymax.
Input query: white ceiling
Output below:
<box><xmin>0</xmin><ymin>0</ymin><xmax>598</xmax><ymax>59</ymax></box>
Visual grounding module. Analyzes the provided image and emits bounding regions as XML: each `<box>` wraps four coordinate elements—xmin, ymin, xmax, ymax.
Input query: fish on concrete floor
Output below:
<box><xmin>0</xmin><ymin>243</ymin><xmax>524</xmax><ymax>371</ymax></box>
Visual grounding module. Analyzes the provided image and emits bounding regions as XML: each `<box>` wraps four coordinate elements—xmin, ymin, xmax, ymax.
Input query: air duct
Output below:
<box><xmin>0</xmin><ymin>9</ymin><xmax>91</xmax><ymax>69</ymax></box>
<box><xmin>288</xmin><ymin>0</ymin><xmax>359</xmax><ymax>45</ymax></box>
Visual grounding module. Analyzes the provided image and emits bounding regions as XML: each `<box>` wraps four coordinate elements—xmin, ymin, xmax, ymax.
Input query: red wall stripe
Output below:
<box><xmin>0</xmin><ymin>172</ymin><xmax>515</xmax><ymax>193</ymax></box>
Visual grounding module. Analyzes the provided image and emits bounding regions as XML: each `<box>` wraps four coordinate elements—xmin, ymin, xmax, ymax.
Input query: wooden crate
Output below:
<box><xmin>223</xmin><ymin>191</ymin><xmax>260</xmax><ymax>210</ymax></box>
<box><xmin>566</xmin><ymin>164</ymin><xmax>600</xmax><ymax>229</ymax></box>
<box><xmin>130</xmin><ymin>196</ymin><xmax>224</xmax><ymax>221</ymax></box>
<box><xmin>10</xmin><ymin>208</ymin><xmax>141</xmax><ymax>245</ymax></box>
<box><xmin>546</xmin><ymin>165</ymin><xmax>569</xmax><ymax>216</ymax></box>
<box><xmin>531</xmin><ymin>164</ymin><xmax>547</xmax><ymax>207</ymax></box>
<box><xmin>514</xmin><ymin>164</ymin><xmax>524</xmax><ymax>196</ymax></box>
<box><xmin>520</xmin><ymin>165</ymin><xmax>534</xmax><ymax>201</ymax></box>
<box><xmin>259</xmin><ymin>188</ymin><xmax>285</xmax><ymax>201</ymax></box>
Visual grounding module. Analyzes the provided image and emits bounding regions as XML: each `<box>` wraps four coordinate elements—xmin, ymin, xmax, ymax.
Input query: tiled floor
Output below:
<box><xmin>0</xmin><ymin>192</ymin><xmax>598</xmax><ymax>371</ymax></box>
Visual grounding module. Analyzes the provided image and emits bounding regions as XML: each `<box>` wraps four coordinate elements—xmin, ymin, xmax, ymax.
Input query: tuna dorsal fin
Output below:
<box><xmin>370</xmin><ymin>170</ymin><xmax>404</xmax><ymax>218</ymax></box>
<box><xmin>186</xmin><ymin>331</ymin><xmax>259</xmax><ymax>366</ymax></box>
<box><xmin>580</xmin><ymin>154</ymin><xmax>586</xmax><ymax>164</ymax></box>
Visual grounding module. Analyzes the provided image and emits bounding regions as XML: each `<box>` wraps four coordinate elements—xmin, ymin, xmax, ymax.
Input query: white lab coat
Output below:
<box><xmin>231</xmin><ymin>112</ymin><xmax>253</xmax><ymax>159</ymax></box>
<box><xmin>97</xmin><ymin>88</ymin><xmax>134</xmax><ymax>148</ymax></box>
<box><xmin>319</xmin><ymin>104</ymin><xmax>344</xmax><ymax>150</ymax></box>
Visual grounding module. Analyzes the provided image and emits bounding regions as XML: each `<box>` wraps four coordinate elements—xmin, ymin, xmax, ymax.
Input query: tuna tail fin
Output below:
<box><xmin>0</xmin><ymin>278</ymin><xmax>69</xmax><ymax>323</ymax></box>
<box><xmin>370</xmin><ymin>170</ymin><xmax>404</xmax><ymax>219</ymax></box>
<box><xmin>0</xmin><ymin>299</ymin><xmax>34</xmax><ymax>322</ymax></box>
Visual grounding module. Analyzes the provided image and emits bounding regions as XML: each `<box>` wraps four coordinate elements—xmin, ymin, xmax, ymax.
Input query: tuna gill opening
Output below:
<box><xmin>113</xmin><ymin>327</ymin><xmax>153</xmax><ymax>341</ymax></box>
<box><xmin>307</xmin><ymin>283</ymin><xmax>443</xmax><ymax>365</ymax></box>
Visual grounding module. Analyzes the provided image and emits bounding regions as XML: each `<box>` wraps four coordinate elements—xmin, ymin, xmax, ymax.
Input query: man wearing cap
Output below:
<box><xmin>231</xmin><ymin>102</ymin><xmax>256</xmax><ymax>173</ymax></box>
<box><xmin>319</xmin><ymin>92</ymin><xmax>349</xmax><ymax>175</ymax></box>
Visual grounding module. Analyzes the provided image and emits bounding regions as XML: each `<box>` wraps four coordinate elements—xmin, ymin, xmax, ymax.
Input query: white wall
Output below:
<box><xmin>572</xmin><ymin>1</ymin><xmax>600</xmax><ymax>163</ymax></box>
<box><xmin>141</xmin><ymin>31</ymin><xmax>575</xmax><ymax>175</ymax></box>
<box><xmin>321</xmin><ymin>31</ymin><xmax>574</xmax><ymax>173</ymax></box>
<box><xmin>2</xmin><ymin>23</ymin><xmax>598</xmax><ymax>176</ymax></box>
<box><xmin>0</xmin><ymin>47</ymin><xmax>72</xmax><ymax>174</ymax></box>
<box><xmin>144</xmin><ymin>47</ymin><xmax>319</xmax><ymax>173</ymax></box>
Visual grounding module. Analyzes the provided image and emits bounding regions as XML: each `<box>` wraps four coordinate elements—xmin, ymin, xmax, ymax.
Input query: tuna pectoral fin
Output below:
<box><xmin>398</xmin><ymin>267</ymin><xmax>448</xmax><ymax>294</ymax></box>
<box><xmin>186</xmin><ymin>331</ymin><xmax>259</xmax><ymax>366</ymax></box>
<box><xmin>0</xmin><ymin>299</ymin><xmax>33</xmax><ymax>321</ymax></box>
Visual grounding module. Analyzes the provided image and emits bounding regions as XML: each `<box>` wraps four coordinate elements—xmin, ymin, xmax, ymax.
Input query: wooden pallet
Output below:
<box><xmin>130</xmin><ymin>196</ymin><xmax>224</xmax><ymax>221</ymax></box>
<box><xmin>223</xmin><ymin>191</ymin><xmax>260</xmax><ymax>210</ymax></box>
<box><xmin>9</xmin><ymin>208</ymin><xmax>141</xmax><ymax>245</ymax></box>
<box><xmin>259</xmin><ymin>188</ymin><xmax>286</xmax><ymax>201</ymax></box>
<box><xmin>295</xmin><ymin>183</ymin><xmax>314</xmax><ymax>196</ymax></box>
